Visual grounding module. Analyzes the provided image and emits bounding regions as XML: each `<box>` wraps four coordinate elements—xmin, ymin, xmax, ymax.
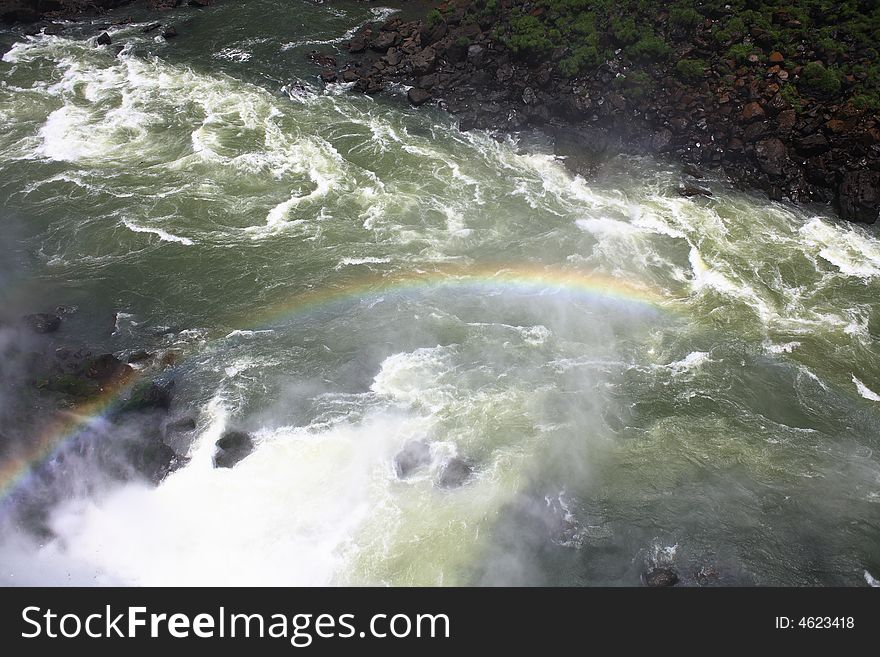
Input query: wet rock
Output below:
<box><xmin>213</xmin><ymin>430</ymin><xmax>254</xmax><ymax>469</ymax></box>
<box><xmin>306</xmin><ymin>51</ymin><xmax>336</xmax><ymax>68</ymax></box>
<box><xmin>95</xmin><ymin>32</ymin><xmax>112</xmax><ymax>47</ymax></box>
<box><xmin>162</xmin><ymin>26</ymin><xmax>177</xmax><ymax>39</ymax></box>
<box><xmin>794</xmin><ymin>133</ymin><xmax>829</xmax><ymax>154</ymax></box>
<box><xmin>23</xmin><ymin>313</ymin><xmax>61</xmax><ymax>334</ymax></box>
<box><xmin>651</xmin><ymin>128</ymin><xmax>673</xmax><ymax>152</ymax></box>
<box><xmin>678</xmin><ymin>181</ymin><xmax>713</xmax><ymax>197</ymax></box>
<box><xmin>682</xmin><ymin>163</ymin><xmax>705</xmax><ymax>179</ymax></box>
<box><xmin>320</xmin><ymin>69</ymin><xmax>336</xmax><ymax>83</ymax></box>
<box><xmin>127</xmin><ymin>350</ymin><xmax>152</xmax><ymax>363</ymax></box>
<box><xmin>754</xmin><ymin>137</ymin><xmax>788</xmax><ymax>176</ymax></box>
<box><xmin>436</xmin><ymin>457</ymin><xmax>473</xmax><ymax>489</ymax></box>
<box><xmin>394</xmin><ymin>440</ymin><xmax>431</xmax><ymax>478</ymax></box>
<box><xmin>118</xmin><ymin>379</ymin><xmax>174</xmax><ymax>414</ymax></box>
<box><xmin>142</xmin><ymin>23</ymin><xmax>161</xmax><ymax>34</ymax></box>
<box><xmin>407</xmin><ymin>87</ymin><xmax>432</xmax><ymax>107</ymax></box>
<box><xmin>166</xmin><ymin>415</ymin><xmax>197</xmax><ymax>433</ymax></box>
<box><xmin>84</xmin><ymin>353</ymin><xmax>132</xmax><ymax>386</ymax></box>
<box><xmin>643</xmin><ymin>567</ymin><xmax>679</xmax><ymax>587</ymax></box>
<box><xmin>127</xmin><ymin>436</ymin><xmax>182</xmax><ymax>484</ymax></box>
<box><xmin>837</xmin><ymin>171</ymin><xmax>879</xmax><ymax>224</ymax></box>
<box><xmin>348</xmin><ymin>36</ymin><xmax>366</xmax><ymax>53</ymax></box>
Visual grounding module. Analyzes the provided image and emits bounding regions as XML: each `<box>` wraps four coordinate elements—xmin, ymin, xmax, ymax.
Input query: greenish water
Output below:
<box><xmin>0</xmin><ymin>1</ymin><xmax>879</xmax><ymax>585</ymax></box>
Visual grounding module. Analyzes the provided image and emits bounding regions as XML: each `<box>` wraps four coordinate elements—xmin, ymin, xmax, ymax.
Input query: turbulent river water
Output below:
<box><xmin>1</xmin><ymin>1</ymin><xmax>879</xmax><ymax>586</ymax></box>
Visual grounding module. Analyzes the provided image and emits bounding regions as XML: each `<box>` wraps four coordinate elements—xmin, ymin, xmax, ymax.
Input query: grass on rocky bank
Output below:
<box><xmin>439</xmin><ymin>0</ymin><xmax>879</xmax><ymax>110</ymax></box>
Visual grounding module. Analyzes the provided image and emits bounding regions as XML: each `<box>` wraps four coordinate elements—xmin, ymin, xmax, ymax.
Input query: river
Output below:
<box><xmin>0</xmin><ymin>0</ymin><xmax>878</xmax><ymax>586</ymax></box>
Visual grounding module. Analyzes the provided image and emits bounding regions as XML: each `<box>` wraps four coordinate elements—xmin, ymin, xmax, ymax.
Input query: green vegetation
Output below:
<box><xmin>426</xmin><ymin>8</ymin><xmax>443</xmax><ymax>28</ymax></box>
<box><xmin>780</xmin><ymin>84</ymin><xmax>804</xmax><ymax>112</ymax></box>
<box><xmin>454</xmin><ymin>0</ymin><xmax>878</xmax><ymax>103</ymax></box>
<box><xmin>675</xmin><ymin>58</ymin><xmax>706</xmax><ymax>83</ymax></box>
<box><xmin>613</xmin><ymin>70</ymin><xmax>654</xmax><ymax>99</ymax></box>
<box><xmin>798</xmin><ymin>61</ymin><xmax>842</xmax><ymax>98</ymax></box>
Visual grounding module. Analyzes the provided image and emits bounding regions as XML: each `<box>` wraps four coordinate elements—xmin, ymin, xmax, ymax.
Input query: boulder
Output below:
<box><xmin>741</xmin><ymin>101</ymin><xmax>765</xmax><ymax>122</ymax></box>
<box><xmin>794</xmin><ymin>132</ymin><xmax>829</xmax><ymax>154</ymax></box>
<box><xmin>95</xmin><ymin>32</ymin><xmax>112</xmax><ymax>47</ymax></box>
<box><xmin>678</xmin><ymin>182</ymin><xmax>713</xmax><ymax>197</ymax></box>
<box><xmin>371</xmin><ymin>30</ymin><xmax>397</xmax><ymax>52</ymax></box>
<box><xmin>411</xmin><ymin>48</ymin><xmax>437</xmax><ymax>76</ymax></box>
<box><xmin>348</xmin><ymin>36</ymin><xmax>366</xmax><ymax>53</ymax></box>
<box><xmin>754</xmin><ymin>137</ymin><xmax>788</xmax><ymax>176</ymax></box>
<box><xmin>213</xmin><ymin>430</ymin><xmax>254</xmax><ymax>468</ymax></box>
<box><xmin>118</xmin><ymin>379</ymin><xmax>174</xmax><ymax>414</ymax></box>
<box><xmin>837</xmin><ymin>171</ymin><xmax>879</xmax><ymax>224</ymax></box>
<box><xmin>320</xmin><ymin>69</ymin><xmax>337</xmax><ymax>83</ymax></box>
<box><xmin>394</xmin><ymin>440</ymin><xmax>431</xmax><ymax>478</ymax></box>
<box><xmin>643</xmin><ymin>567</ymin><xmax>679</xmax><ymax>587</ymax></box>
<box><xmin>142</xmin><ymin>23</ymin><xmax>161</xmax><ymax>33</ymax></box>
<box><xmin>436</xmin><ymin>457</ymin><xmax>473</xmax><ymax>488</ymax></box>
<box><xmin>162</xmin><ymin>26</ymin><xmax>177</xmax><ymax>39</ymax></box>
<box><xmin>407</xmin><ymin>87</ymin><xmax>432</xmax><ymax>106</ymax></box>
<box><xmin>23</xmin><ymin>313</ymin><xmax>61</xmax><ymax>334</ymax></box>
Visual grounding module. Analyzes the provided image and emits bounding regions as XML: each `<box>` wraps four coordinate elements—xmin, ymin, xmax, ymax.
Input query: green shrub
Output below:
<box><xmin>627</xmin><ymin>34</ymin><xmax>671</xmax><ymax>61</ymax></box>
<box><xmin>675</xmin><ymin>58</ymin><xmax>706</xmax><ymax>82</ymax></box>
<box><xmin>614</xmin><ymin>70</ymin><xmax>654</xmax><ymax>98</ymax></box>
<box><xmin>780</xmin><ymin>83</ymin><xmax>804</xmax><ymax>111</ymax></box>
<box><xmin>798</xmin><ymin>61</ymin><xmax>842</xmax><ymax>98</ymax></box>
<box><xmin>726</xmin><ymin>43</ymin><xmax>756</xmax><ymax>64</ymax></box>
<box><xmin>427</xmin><ymin>9</ymin><xmax>442</xmax><ymax>28</ymax></box>
<box><xmin>611</xmin><ymin>16</ymin><xmax>640</xmax><ymax>45</ymax></box>
<box><xmin>557</xmin><ymin>43</ymin><xmax>603</xmax><ymax>77</ymax></box>
<box><xmin>670</xmin><ymin>7</ymin><xmax>702</xmax><ymax>29</ymax></box>
<box><xmin>505</xmin><ymin>12</ymin><xmax>553</xmax><ymax>56</ymax></box>
<box><xmin>851</xmin><ymin>92</ymin><xmax>880</xmax><ymax>110</ymax></box>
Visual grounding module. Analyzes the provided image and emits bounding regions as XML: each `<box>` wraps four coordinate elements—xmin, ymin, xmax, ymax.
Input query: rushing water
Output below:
<box><xmin>0</xmin><ymin>1</ymin><xmax>879</xmax><ymax>586</ymax></box>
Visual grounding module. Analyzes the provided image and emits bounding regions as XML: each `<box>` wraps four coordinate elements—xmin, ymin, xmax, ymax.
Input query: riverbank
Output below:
<box><xmin>329</xmin><ymin>0</ymin><xmax>879</xmax><ymax>224</ymax></box>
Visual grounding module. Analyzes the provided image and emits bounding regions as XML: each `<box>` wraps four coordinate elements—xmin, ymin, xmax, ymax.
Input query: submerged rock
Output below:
<box><xmin>162</xmin><ymin>26</ymin><xmax>177</xmax><ymax>39</ymax></box>
<box><xmin>436</xmin><ymin>457</ymin><xmax>473</xmax><ymax>489</ymax></box>
<box><xmin>394</xmin><ymin>440</ymin><xmax>431</xmax><ymax>478</ymax></box>
<box><xmin>213</xmin><ymin>430</ymin><xmax>254</xmax><ymax>468</ymax></box>
<box><xmin>23</xmin><ymin>313</ymin><xmax>61</xmax><ymax>334</ymax></box>
<box><xmin>643</xmin><ymin>567</ymin><xmax>679</xmax><ymax>587</ymax></box>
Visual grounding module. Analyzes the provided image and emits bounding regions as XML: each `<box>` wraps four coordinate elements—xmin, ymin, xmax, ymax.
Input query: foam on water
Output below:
<box><xmin>2</xmin><ymin>23</ymin><xmax>880</xmax><ymax>586</ymax></box>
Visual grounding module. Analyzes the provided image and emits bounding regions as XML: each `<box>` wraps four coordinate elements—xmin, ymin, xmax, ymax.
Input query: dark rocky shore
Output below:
<box><xmin>322</xmin><ymin>0</ymin><xmax>879</xmax><ymax>224</ymax></box>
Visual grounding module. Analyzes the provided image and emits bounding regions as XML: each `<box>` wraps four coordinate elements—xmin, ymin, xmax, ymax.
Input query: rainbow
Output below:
<box><xmin>0</xmin><ymin>264</ymin><xmax>674</xmax><ymax>505</ymax></box>
<box><xmin>249</xmin><ymin>263</ymin><xmax>670</xmax><ymax>328</ymax></box>
<box><xmin>0</xmin><ymin>371</ymin><xmax>139</xmax><ymax>506</ymax></box>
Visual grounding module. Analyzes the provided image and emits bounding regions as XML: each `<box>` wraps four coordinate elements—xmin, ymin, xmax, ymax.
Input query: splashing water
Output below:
<box><xmin>0</xmin><ymin>1</ymin><xmax>879</xmax><ymax>586</ymax></box>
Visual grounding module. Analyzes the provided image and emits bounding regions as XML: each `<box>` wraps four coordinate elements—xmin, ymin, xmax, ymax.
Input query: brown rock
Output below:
<box><xmin>741</xmin><ymin>101</ymin><xmax>766</xmax><ymax>122</ymax></box>
<box><xmin>755</xmin><ymin>137</ymin><xmax>788</xmax><ymax>176</ymax></box>
<box><xmin>769</xmin><ymin>51</ymin><xmax>784</xmax><ymax>63</ymax></box>
<box><xmin>777</xmin><ymin>109</ymin><xmax>797</xmax><ymax>131</ymax></box>
<box><xmin>407</xmin><ymin>87</ymin><xmax>432</xmax><ymax>106</ymax></box>
<box><xmin>411</xmin><ymin>48</ymin><xmax>437</xmax><ymax>75</ymax></box>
